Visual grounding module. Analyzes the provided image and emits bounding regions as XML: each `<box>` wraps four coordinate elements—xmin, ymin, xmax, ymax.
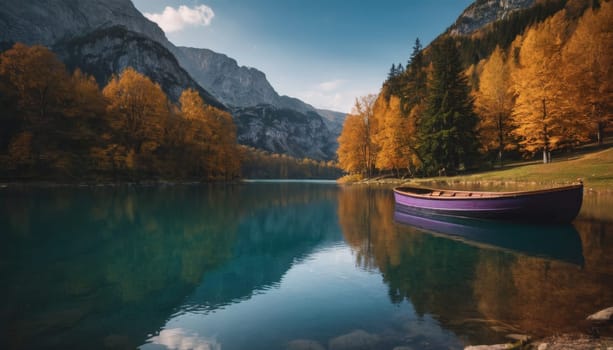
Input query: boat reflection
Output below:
<box><xmin>393</xmin><ymin>206</ymin><xmax>584</xmax><ymax>265</ymax></box>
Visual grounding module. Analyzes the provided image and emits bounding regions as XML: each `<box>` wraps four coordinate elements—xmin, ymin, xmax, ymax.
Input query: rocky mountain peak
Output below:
<box><xmin>449</xmin><ymin>0</ymin><xmax>535</xmax><ymax>36</ymax></box>
<box><xmin>178</xmin><ymin>47</ymin><xmax>282</xmax><ymax>109</ymax></box>
<box><xmin>0</xmin><ymin>0</ymin><xmax>169</xmax><ymax>48</ymax></box>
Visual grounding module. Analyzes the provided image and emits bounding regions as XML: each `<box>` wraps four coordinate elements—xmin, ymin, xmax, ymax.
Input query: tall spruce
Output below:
<box><xmin>402</xmin><ymin>38</ymin><xmax>427</xmax><ymax>112</ymax></box>
<box><xmin>418</xmin><ymin>36</ymin><xmax>479</xmax><ymax>175</ymax></box>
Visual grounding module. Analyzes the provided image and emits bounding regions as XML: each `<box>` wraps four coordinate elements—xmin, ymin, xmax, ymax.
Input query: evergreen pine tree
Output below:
<box><xmin>402</xmin><ymin>38</ymin><xmax>427</xmax><ymax>111</ymax></box>
<box><xmin>418</xmin><ymin>36</ymin><xmax>479</xmax><ymax>175</ymax></box>
<box><xmin>397</xmin><ymin>63</ymin><xmax>404</xmax><ymax>74</ymax></box>
<box><xmin>388</xmin><ymin>64</ymin><xmax>397</xmax><ymax>80</ymax></box>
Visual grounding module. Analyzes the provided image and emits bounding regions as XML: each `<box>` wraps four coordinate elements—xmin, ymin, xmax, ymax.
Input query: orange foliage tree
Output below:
<box><xmin>179</xmin><ymin>88</ymin><xmax>240</xmax><ymax>180</ymax></box>
<box><xmin>474</xmin><ymin>46</ymin><xmax>517</xmax><ymax>165</ymax></box>
<box><xmin>511</xmin><ymin>12</ymin><xmax>589</xmax><ymax>163</ymax></box>
<box><xmin>103</xmin><ymin>67</ymin><xmax>168</xmax><ymax>152</ymax></box>
<box><xmin>0</xmin><ymin>43</ymin><xmax>70</xmax><ymax>123</ymax></box>
<box><xmin>562</xmin><ymin>1</ymin><xmax>613</xmax><ymax>145</ymax></box>
<box><xmin>374</xmin><ymin>95</ymin><xmax>420</xmax><ymax>176</ymax></box>
<box><xmin>337</xmin><ymin>94</ymin><xmax>378</xmax><ymax>177</ymax></box>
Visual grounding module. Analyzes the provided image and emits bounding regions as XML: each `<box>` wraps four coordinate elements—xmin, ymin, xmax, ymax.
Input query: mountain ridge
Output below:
<box><xmin>0</xmin><ymin>0</ymin><xmax>345</xmax><ymax>160</ymax></box>
<box><xmin>448</xmin><ymin>0</ymin><xmax>536</xmax><ymax>36</ymax></box>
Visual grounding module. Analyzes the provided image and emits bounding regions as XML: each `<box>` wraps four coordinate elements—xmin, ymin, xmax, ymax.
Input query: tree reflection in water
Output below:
<box><xmin>337</xmin><ymin>185</ymin><xmax>613</xmax><ymax>342</ymax></box>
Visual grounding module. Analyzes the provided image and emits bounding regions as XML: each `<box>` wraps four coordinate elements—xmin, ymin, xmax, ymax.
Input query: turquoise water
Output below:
<box><xmin>1</xmin><ymin>183</ymin><xmax>612</xmax><ymax>350</ymax></box>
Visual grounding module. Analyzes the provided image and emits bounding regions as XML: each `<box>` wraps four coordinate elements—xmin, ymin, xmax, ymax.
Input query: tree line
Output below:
<box><xmin>241</xmin><ymin>146</ymin><xmax>341</xmax><ymax>179</ymax></box>
<box><xmin>0</xmin><ymin>43</ymin><xmax>342</xmax><ymax>181</ymax></box>
<box><xmin>338</xmin><ymin>1</ymin><xmax>611</xmax><ymax>177</ymax></box>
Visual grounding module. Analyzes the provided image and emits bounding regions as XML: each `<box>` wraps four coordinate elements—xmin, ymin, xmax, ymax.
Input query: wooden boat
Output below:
<box><xmin>393</xmin><ymin>208</ymin><xmax>584</xmax><ymax>265</ymax></box>
<box><xmin>393</xmin><ymin>182</ymin><xmax>583</xmax><ymax>223</ymax></box>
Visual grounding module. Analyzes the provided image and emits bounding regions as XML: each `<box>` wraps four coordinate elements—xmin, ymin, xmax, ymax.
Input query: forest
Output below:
<box><xmin>0</xmin><ymin>43</ymin><xmax>337</xmax><ymax>182</ymax></box>
<box><xmin>337</xmin><ymin>0</ymin><xmax>612</xmax><ymax>178</ymax></box>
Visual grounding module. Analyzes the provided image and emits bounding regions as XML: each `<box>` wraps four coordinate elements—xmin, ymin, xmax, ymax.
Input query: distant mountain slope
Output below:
<box><xmin>0</xmin><ymin>0</ymin><xmax>224</xmax><ymax>107</ymax></box>
<box><xmin>178</xmin><ymin>46</ymin><xmax>322</xmax><ymax>114</ymax></box>
<box><xmin>0</xmin><ymin>0</ymin><xmax>344</xmax><ymax>160</ymax></box>
<box><xmin>233</xmin><ymin>105</ymin><xmax>336</xmax><ymax>160</ymax></box>
<box><xmin>54</xmin><ymin>26</ymin><xmax>222</xmax><ymax>106</ymax></box>
<box><xmin>449</xmin><ymin>0</ymin><xmax>535</xmax><ymax>36</ymax></box>
<box><xmin>316</xmin><ymin>109</ymin><xmax>347</xmax><ymax>136</ymax></box>
<box><xmin>0</xmin><ymin>0</ymin><xmax>169</xmax><ymax>50</ymax></box>
<box><xmin>179</xmin><ymin>46</ymin><xmax>344</xmax><ymax>159</ymax></box>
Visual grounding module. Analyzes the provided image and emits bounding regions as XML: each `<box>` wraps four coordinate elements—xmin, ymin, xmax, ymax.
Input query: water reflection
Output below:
<box><xmin>337</xmin><ymin>185</ymin><xmax>613</xmax><ymax>341</ymax></box>
<box><xmin>0</xmin><ymin>185</ymin><xmax>241</xmax><ymax>349</ymax></box>
<box><xmin>1</xmin><ymin>183</ymin><xmax>611</xmax><ymax>349</ymax></box>
<box><xmin>0</xmin><ymin>183</ymin><xmax>344</xmax><ymax>350</ymax></box>
<box><xmin>393</xmin><ymin>208</ymin><xmax>584</xmax><ymax>265</ymax></box>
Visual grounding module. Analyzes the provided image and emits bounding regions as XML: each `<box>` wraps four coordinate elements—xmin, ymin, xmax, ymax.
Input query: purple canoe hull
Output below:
<box><xmin>393</xmin><ymin>183</ymin><xmax>583</xmax><ymax>223</ymax></box>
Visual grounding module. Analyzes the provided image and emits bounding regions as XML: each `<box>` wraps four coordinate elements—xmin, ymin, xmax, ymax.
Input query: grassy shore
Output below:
<box><xmin>348</xmin><ymin>146</ymin><xmax>613</xmax><ymax>192</ymax></box>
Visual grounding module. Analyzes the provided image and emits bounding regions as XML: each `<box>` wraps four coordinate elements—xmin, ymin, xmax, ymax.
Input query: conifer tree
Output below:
<box><xmin>401</xmin><ymin>38</ymin><xmax>427</xmax><ymax>112</ymax></box>
<box><xmin>418</xmin><ymin>36</ymin><xmax>479</xmax><ymax>175</ymax></box>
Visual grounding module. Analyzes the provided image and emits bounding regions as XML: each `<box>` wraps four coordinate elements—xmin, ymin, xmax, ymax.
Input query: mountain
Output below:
<box><xmin>0</xmin><ymin>0</ymin><xmax>224</xmax><ymax>107</ymax></box>
<box><xmin>177</xmin><ymin>46</ymin><xmax>321</xmax><ymax>114</ymax></box>
<box><xmin>0</xmin><ymin>0</ymin><xmax>169</xmax><ymax>47</ymax></box>
<box><xmin>233</xmin><ymin>105</ymin><xmax>336</xmax><ymax>160</ymax></box>
<box><xmin>177</xmin><ymin>46</ymin><xmax>346</xmax><ymax>159</ymax></box>
<box><xmin>54</xmin><ymin>26</ymin><xmax>222</xmax><ymax>106</ymax></box>
<box><xmin>0</xmin><ymin>0</ymin><xmax>344</xmax><ymax>160</ymax></box>
<box><xmin>316</xmin><ymin>108</ymin><xmax>347</xmax><ymax>136</ymax></box>
<box><xmin>449</xmin><ymin>0</ymin><xmax>535</xmax><ymax>36</ymax></box>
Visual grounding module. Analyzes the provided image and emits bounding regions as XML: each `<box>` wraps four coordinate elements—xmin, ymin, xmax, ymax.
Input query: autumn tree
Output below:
<box><xmin>474</xmin><ymin>46</ymin><xmax>516</xmax><ymax>165</ymax></box>
<box><xmin>374</xmin><ymin>95</ymin><xmax>421</xmax><ymax>176</ymax></box>
<box><xmin>511</xmin><ymin>12</ymin><xmax>587</xmax><ymax>163</ymax></box>
<box><xmin>179</xmin><ymin>88</ymin><xmax>240</xmax><ymax>180</ymax></box>
<box><xmin>338</xmin><ymin>114</ymin><xmax>366</xmax><ymax>174</ymax></box>
<box><xmin>68</xmin><ymin>69</ymin><xmax>107</xmax><ymax>120</ymax></box>
<box><xmin>203</xmin><ymin>106</ymin><xmax>240</xmax><ymax>180</ymax></box>
<box><xmin>0</xmin><ymin>43</ymin><xmax>70</xmax><ymax>123</ymax></box>
<box><xmin>337</xmin><ymin>95</ymin><xmax>378</xmax><ymax>177</ymax></box>
<box><xmin>418</xmin><ymin>36</ymin><xmax>479</xmax><ymax>175</ymax></box>
<box><xmin>562</xmin><ymin>1</ymin><xmax>613</xmax><ymax>145</ymax></box>
<box><xmin>103</xmin><ymin>67</ymin><xmax>168</xmax><ymax>153</ymax></box>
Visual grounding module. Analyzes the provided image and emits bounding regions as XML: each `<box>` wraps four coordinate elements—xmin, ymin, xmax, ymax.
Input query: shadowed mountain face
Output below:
<box><xmin>0</xmin><ymin>0</ymin><xmax>168</xmax><ymax>48</ymax></box>
<box><xmin>233</xmin><ymin>105</ymin><xmax>337</xmax><ymax>160</ymax></box>
<box><xmin>53</xmin><ymin>26</ymin><xmax>222</xmax><ymax>105</ymax></box>
<box><xmin>0</xmin><ymin>0</ymin><xmax>224</xmax><ymax>108</ymax></box>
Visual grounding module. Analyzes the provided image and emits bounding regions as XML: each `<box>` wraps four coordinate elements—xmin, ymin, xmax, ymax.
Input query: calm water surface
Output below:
<box><xmin>1</xmin><ymin>182</ymin><xmax>612</xmax><ymax>350</ymax></box>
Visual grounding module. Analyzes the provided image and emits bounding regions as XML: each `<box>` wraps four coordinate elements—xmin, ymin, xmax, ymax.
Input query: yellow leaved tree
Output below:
<box><xmin>179</xmin><ymin>88</ymin><xmax>240</xmax><ymax>180</ymax></box>
<box><xmin>474</xmin><ymin>46</ymin><xmax>516</xmax><ymax>165</ymax></box>
<box><xmin>103</xmin><ymin>67</ymin><xmax>168</xmax><ymax>152</ymax></box>
<box><xmin>337</xmin><ymin>95</ymin><xmax>378</xmax><ymax>177</ymax></box>
<box><xmin>374</xmin><ymin>95</ymin><xmax>420</xmax><ymax>176</ymax></box>
<box><xmin>511</xmin><ymin>11</ymin><xmax>585</xmax><ymax>163</ymax></box>
<box><xmin>562</xmin><ymin>1</ymin><xmax>613</xmax><ymax>145</ymax></box>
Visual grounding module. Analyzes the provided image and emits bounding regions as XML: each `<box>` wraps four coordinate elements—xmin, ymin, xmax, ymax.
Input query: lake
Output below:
<box><xmin>1</xmin><ymin>182</ymin><xmax>612</xmax><ymax>350</ymax></box>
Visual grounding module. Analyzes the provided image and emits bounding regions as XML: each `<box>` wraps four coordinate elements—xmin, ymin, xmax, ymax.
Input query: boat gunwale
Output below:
<box><xmin>393</xmin><ymin>183</ymin><xmax>583</xmax><ymax>201</ymax></box>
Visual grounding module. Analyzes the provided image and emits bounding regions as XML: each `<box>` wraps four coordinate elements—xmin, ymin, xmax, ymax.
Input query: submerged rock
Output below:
<box><xmin>328</xmin><ymin>330</ymin><xmax>380</xmax><ymax>350</ymax></box>
<box><xmin>286</xmin><ymin>339</ymin><xmax>326</xmax><ymax>350</ymax></box>
<box><xmin>587</xmin><ymin>307</ymin><xmax>613</xmax><ymax>322</ymax></box>
<box><xmin>464</xmin><ymin>344</ymin><xmax>513</xmax><ymax>350</ymax></box>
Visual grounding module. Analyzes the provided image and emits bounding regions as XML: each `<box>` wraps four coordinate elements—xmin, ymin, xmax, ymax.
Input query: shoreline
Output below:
<box><xmin>466</xmin><ymin>333</ymin><xmax>613</xmax><ymax>350</ymax></box>
<box><xmin>342</xmin><ymin>177</ymin><xmax>613</xmax><ymax>194</ymax></box>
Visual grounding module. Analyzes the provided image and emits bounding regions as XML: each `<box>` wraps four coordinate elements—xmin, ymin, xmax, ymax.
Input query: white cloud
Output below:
<box><xmin>144</xmin><ymin>5</ymin><xmax>215</xmax><ymax>33</ymax></box>
<box><xmin>318</xmin><ymin>79</ymin><xmax>345</xmax><ymax>92</ymax></box>
<box><xmin>295</xmin><ymin>79</ymin><xmax>371</xmax><ymax>113</ymax></box>
<box><xmin>147</xmin><ymin>328</ymin><xmax>220</xmax><ymax>350</ymax></box>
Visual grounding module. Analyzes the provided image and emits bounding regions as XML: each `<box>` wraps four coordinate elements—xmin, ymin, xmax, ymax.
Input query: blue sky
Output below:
<box><xmin>132</xmin><ymin>0</ymin><xmax>473</xmax><ymax>113</ymax></box>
